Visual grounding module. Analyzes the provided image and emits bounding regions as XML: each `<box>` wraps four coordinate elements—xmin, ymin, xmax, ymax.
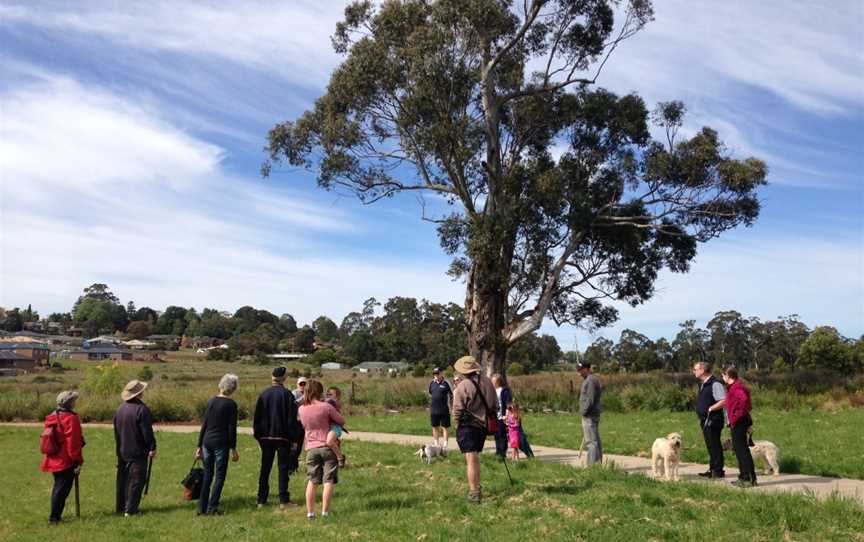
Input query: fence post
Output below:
<box><xmin>350</xmin><ymin>380</ymin><xmax>355</xmax><ymax>406</ymax></box>
<box><xmin>569</xmin><ymin>380</ymin><xmax>574</xmax><ymax>396</ymax></box>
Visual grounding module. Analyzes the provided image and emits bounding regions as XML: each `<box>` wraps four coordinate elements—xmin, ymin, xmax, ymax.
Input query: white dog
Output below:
<box><xmin>651</xmin><ymin>432</ymin><xmax>683</xmax><ymax>481</ymax></box>
<box><xmin>414</xmin><ymin>444</ymin><xmax>446</xmax><ymax>465</ymax></box>
<box><xmin>723</xmin><ymin>439</ymin><xmax>781</xmax><ymax>475</ymax></box>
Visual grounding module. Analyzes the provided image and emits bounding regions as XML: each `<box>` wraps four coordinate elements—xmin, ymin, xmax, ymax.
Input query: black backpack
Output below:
<box><xmin>181</xmin><ymin>459</ymin><xmax>204</xmax><ymax>501</ymax></box>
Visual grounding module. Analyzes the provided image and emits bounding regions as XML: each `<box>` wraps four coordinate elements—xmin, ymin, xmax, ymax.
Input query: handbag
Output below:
<box><xmin>181</xmin><ymin>458</ymin><xmax>204</xmax><ymax>501</ymax></box>
<box><xmin>468</xmin><ymin>377</ymin><xmax>499</xmax><ymax>434</ymax></box>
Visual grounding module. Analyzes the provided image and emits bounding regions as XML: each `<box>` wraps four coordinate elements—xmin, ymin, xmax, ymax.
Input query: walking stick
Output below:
<box><xmin>74</xmin><ymin>472</ymin><xmax>80</xmax><ymax>517</ymax></box>
<box><xmin>501</xmin><ymin>455</ymin><xmax>514</xmax><ymax>485</ymax></box>
<box><xmin>143</xmin><ymin>456</ymin><xmax>153</xmax><ymax>496</ymax></box>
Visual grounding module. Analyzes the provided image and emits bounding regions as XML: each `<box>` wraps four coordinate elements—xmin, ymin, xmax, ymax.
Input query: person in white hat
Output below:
<box><xmin>113</xmin><ymin>380</ymin><xmax>156</xmax><ymax>516</ymax></box>
<box><xmin>293</xmin><ymin>377</ymin><xmax>308</xmax><ymax>403</ymax></box>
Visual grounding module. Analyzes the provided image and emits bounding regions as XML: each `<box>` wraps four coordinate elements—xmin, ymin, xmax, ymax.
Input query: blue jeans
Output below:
<box><xmin>199</xmin><ymin>447</ymin><xmax>229</xmax><ymax>514</ymax></box>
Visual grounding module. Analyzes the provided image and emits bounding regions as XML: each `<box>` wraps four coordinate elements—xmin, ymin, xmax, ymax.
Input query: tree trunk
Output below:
<box><xmin>465</xmin><ymin>265</ymin><xmax>509</xmax><ymax>379</ymax></box>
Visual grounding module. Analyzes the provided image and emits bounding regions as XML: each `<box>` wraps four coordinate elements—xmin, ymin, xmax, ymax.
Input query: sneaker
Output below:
<box><xmin>256</xmin><ymin>503</ymin><xmax>265</xmax><ymax>510</ymax></box>
<box><xmin>307</xmin><ymin>512</ymin><xmax>316</xmax><ymax>520</ymax></box>
<box><xmin>468</xmin><ymin>490</ymin><xmax>482</xmax><ymax>504</ymax></box>
<box><xmin>321</xmin><ymin>511</ymin><xmax>330</xmax><ymax>518</ymax></box>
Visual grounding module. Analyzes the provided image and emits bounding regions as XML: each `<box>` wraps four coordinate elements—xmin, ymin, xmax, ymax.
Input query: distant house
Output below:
<box><xmin>321</xmin><ymin>362</ymin><xmax>343</xmax><ymax>370</ymax></box>
<box><xmin>353</xmin><ymin>361</ymin><xmax>409</xmax><ymax>374</ymax></box>
<box><xmin>0</xmin><ymin>350</ymin><xmax>36</xmax><ymax>373</ymax></box>
<box><xmin>85</xmin><ymin>335</ymin><xmax>122</xmax><ymax>346</ymax></box>
<box><xmin>266</xmin><ymin>353</ymin><xmax>309</xmax><ymax>360</ymax></box>
<box><xmin>190</xmin><ymin>336</ymin><xmax>223</xmax><ymax>349</ymax></box>
<box><xmin>69</xmin><ymin>344</ymin><xmax>133</xmax><ymax>361</ymax></box>
<box><xmin>68</xmin><ymin>327</ymin><xmax>84</xmax><ymax>337</ymax></box>
<box><xmin>0</xmin><ymin>343</ymin><xmax>50</xmax><ymax>366</ymax></box>
<box><xmin>196</xmin><ymin>344</ymin><xmax>229</xmax><ymax>354</ymax></box>
<box><xmin>145</xmin><ymin>335</ymin><xmax>181</xmax><ymax>346</ymax></box>
<box><xmin>45</xmin><ymin>335</ymin><xmax>83</xmax><ymax>347</ymax></box>
<box><xmin>23</xmin><ymin>321</ymin><xmax>45</xmax><ymax>333</ymax></box>
<box><xmin>123</xmin><ymin>339</ymin><xmax>157</xmax><ymax>350</ymax></box>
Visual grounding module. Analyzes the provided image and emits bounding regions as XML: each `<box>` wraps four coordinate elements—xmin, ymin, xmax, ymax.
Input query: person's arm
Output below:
<box><xmin>328</xmin><ymin>403</ymin><xmax>346</xmax><ymax>428</ymax></box>
<box><xmin>253</xmin><ymin>394</ymin><xmax>264</xmax><ymax>441</ymax></box>
<box><xmin>197</xmin><ymin>400</ymin><xmax>210</xmax><ymax>449</ymax></box>
<box><xmin>451</xmin><ymin>384</ymin><xmax>466</xmax><ymax>421</ymax></box>
<box><xmin>113</xmin><ymin>412</ymin><xmax>121</xmax><ymax>459</ymax></box>
<box><xmin>229</xmin><ymin>401</ymin><xmax>239</xmax><ymax>461</ymax></box>
<box><xmin>65</xmin><ymin>413</ymin><xmax>84</xmax><ymax>466</ymax></box>
<box><xmin>708</xmin><ymin>381</ymin><xmax>726</xmax><ymax>413</ymax></box>
<box><xmin>139</xmin><ymin>405</ymin><xmax>157</xmax><ymax>457</ymax></box>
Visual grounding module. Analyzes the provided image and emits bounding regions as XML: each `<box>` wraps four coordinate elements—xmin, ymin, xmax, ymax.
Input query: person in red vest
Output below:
<box><xmin>722</xmin><ymin>366</ymin><xmax>757</xmax><ymax>488</ymax></box>
<box><xmin>41</xmin><ymin>391</ymin><xmax>85</xmax><ymax>524</ymax></box>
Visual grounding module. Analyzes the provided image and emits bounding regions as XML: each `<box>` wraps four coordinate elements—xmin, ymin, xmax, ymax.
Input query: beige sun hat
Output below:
<box><xmin>121</xmin><ymin>379</ymin><xmax>148</xmax><ymax>401</ymax></box>
<box><xmin>453</xmin><ymin>355</ymin><xmax>481</xmax><ymax>375</ymax></box>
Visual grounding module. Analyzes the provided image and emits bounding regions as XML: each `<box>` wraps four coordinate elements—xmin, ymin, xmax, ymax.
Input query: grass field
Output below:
<box><xmin>1</xmin><ymin>427</ymin><xmax>862</xmax><ymax>542</ymax></box>
<box><xmin>349</xmin><ymin>408</ymin><xmax>864</xmax><ymax>480</ymax></box>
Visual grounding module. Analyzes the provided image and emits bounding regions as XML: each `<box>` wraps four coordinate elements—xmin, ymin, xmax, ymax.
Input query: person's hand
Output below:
<box><xmin>195</xmin><ymin>447</ymin><xmax>202</xmax><ymax>459</ymax></box>
<box><xmin>148</xmin><ymin>449</ymin><xmax>157</xmax><ymax>459</ymax></box>
<box><xmin>231</xmin><ymin>449</ymin><xmax>240</xmax><ymax>462</ymax></box>
<box><xmin>73</xmin><ymin>464</ymin><xmax>82</xmax><ymax>475</ymax></box>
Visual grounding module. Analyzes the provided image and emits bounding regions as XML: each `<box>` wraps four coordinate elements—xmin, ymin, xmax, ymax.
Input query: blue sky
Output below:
<box><xmin>1</xmin><ymin>1</ymin><xmax>862</xmax><ymax>349</ymax></box>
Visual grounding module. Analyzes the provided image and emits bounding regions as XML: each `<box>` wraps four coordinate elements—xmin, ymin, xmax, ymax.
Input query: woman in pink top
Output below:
<box><xmin>298</xmin><ymin>380</ymin><xmax>345</xmax><ymax>520</ymax></box>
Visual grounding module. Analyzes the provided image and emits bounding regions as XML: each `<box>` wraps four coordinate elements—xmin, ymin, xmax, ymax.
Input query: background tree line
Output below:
<box><xmin>2</xmin><ymin>285</ymin><xmax>860</xmax><ymax>375</ymax></box>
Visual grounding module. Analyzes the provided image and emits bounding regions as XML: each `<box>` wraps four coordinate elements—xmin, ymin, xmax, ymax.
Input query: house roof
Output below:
<box><xmin>146</xmin><ymin>335</ymin><xmax>179</xmax><ymax>340</ymax></box>
<box><xmin>0</xmin><ymin>351</ymin><xmax>28</xmax><ymax>360</ymax></box>
<box><xmin>0</xmin><ymin>342</ymin><xmax>50</xmax><ymax>350</ymax></box>
<box><xmin>72</xmin><ymin>345</ymin><xmax>132</xmax><ymax>354</ymax></box>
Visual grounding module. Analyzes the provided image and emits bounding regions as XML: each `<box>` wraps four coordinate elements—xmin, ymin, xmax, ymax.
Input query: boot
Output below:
<box><xmin>468</xmin><ymin>488</ymin><xmax>482</xmax><ymax>504</ymax></box>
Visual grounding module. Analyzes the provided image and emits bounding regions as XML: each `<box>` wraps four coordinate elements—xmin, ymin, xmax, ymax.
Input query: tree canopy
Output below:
<box><xmin>265</xmin><ymin>0</ymin><xmax>767</xmax><ymax>376</ymax></box>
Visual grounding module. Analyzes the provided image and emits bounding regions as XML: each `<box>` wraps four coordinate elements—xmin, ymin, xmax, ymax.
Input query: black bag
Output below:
<box><xmin>181</xmin><ymin>458</ymin><xmax>204</xmax><ymax>501</ymax></box>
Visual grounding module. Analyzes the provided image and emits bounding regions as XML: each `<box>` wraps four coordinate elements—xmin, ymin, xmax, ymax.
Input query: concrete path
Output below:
<box><xmin>6</xmin><ymin>423</ymin><xmax>862</xmax><ymax>506</ymax></box>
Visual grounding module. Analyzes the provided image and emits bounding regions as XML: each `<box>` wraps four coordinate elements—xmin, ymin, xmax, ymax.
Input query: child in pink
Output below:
<box><xmin>505</xmin><ymin>402</ymin><xmax>522</xmax><ymax>461</ymax></box>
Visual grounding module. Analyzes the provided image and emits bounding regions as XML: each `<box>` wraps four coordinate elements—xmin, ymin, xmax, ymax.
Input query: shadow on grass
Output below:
<box><xmin>365</xmin><ymin>495</ymin><xmax>423</xmax><ymax>510</ymax></box>
<box><xmin>538</xmin><ymin>479</ymin><xmax>594</xmax><ymax>496</ymax></box>
<box><xmin>780</xmin><ymin>456</ymin><xmax>802</xmax><ymax>474</ymax></box>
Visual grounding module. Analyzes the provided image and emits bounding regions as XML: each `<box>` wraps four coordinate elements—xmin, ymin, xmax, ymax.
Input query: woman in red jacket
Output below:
<box><xmin>722</xmin><ymin>366</ymin><xmax>757</xmax><ymax>488</ymax></box>
<box><xmin>41</xmin><ymin>391</ymin><xmax>85</xmax><ymax>523</ymax></box>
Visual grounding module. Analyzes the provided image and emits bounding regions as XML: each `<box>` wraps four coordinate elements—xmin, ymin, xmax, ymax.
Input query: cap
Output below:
<box><xmin>576</xmin><ymin>360</ymin><xmax>591</xmax><ymax>370</ymax></box>
<box><xmin>432</xmin><ymin>367</ymin><xmax>441</xmax><ymax>374</ymax></box>
<box><xmin>272</xmin><ymin>366</ymin><xmax>287</xmax><ymax>379</ymax></box>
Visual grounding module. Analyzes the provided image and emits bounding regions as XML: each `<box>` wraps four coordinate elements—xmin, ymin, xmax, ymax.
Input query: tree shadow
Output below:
<box><xmin>538</xmin><ymin>479</ymin><xmax>594</xmax><ymax>496</ymax></box>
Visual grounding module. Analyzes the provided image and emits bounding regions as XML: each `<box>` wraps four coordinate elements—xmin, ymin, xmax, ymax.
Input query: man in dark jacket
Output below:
<box><xmin>114</xmin><ymin>380</ymin><xmax>156</xmax><ymax>516</ymax></box>
<box><xmin>253</xmin><ymin>366</ymin><xmax>302</xmax><ymax>510</ymax></box>
<box><xmin>692</xmin><ymin>361</ymin><xmax>727</xmax><ymax>478</ymax></box>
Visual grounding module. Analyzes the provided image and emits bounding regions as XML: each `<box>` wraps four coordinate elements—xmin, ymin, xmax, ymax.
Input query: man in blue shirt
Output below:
<box><xmin>428</xmin><ymin>367</ymin><xmax>453</xmax><ymax>448</ymax></box>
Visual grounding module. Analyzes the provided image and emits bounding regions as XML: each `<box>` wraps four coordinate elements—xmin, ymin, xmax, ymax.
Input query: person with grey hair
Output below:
<box><xmin>41</xmin><ymin>391</ymin><xmax>85</xmax><ymax>524</ymax></box>
<box><xmin>195</xmin><ymin>374</ymin><xmax>240</xmax><ymax>515</ymax></box>
<box><xmin>692</xmin><ymin>361</ymin><xmax>726</xmax><ymax>478</ymax></box>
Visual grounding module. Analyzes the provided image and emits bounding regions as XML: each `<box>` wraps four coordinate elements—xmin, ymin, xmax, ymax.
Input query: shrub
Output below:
<box><xmin>508</xmin><ymin>362</ymin><xmax>525</xmax><ymax>376</ymax></box>
<box><xmin>81</xmin><ymin>362</ymin><xmax>125</xmax><ymax>398</ymax></box>
<box><xmin>137</xmin><ymin>366</ymin><xmax>154</xmax><ymax>381</ymax></box>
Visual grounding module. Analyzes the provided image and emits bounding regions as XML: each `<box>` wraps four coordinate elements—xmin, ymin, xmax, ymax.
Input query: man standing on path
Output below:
<box><xmin>452</xmin><ymin>356</ymin><xmax>498</xmax><ymax>504</ymax></box>
<box><xmin>114</xmin><ymin>380</ymin><xmax>156</xmax><ymax>517</ymax></box>
<box><xmin>254</xmin><ymin>367</ymin><xmax>303</xmax><ymax>510</ymax></box>
<box><xmin>428</xmin><ymin>367</ymin><xmax>453</xmax><ymax>449</ymax></box>
<box><xmin>491</xmin><ymin>374</ymin><xmax>512</xmax><ymax>459</ymax></box>
<box><xmin>692</xmin><ymin>361</ymin><xmax>726</xmax><ymax>478</ymax></box>
<box><xmin>577</xmin><ymin>361</ymin><xmax>603</xmax><ymax>465</ymax></box>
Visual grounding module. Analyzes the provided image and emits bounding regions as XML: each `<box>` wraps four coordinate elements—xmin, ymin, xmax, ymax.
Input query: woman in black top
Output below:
<box><xmin>196</xmin><ymin>373</ymin><xmax>239</xmax><ymax>515</ymax></box>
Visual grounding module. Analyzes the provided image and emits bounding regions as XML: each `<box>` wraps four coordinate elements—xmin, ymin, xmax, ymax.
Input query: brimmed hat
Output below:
<box><xmin>453</xmin><ymin>355</ymin><xmax>481</xmax><ymax>375</ymax></box>
<box><xmin>121</xmin><ymin>380</ymin><xmax>148</xmax><ymax>401</ymax></box>
<box><xmin>297</xmin><ymin>377</ymin><xmax>308</xmax><ymax>386</ymax></box>
<box><xmin>56</xmin><ymin>390</ymin><xmax>79</xmax><ymax>409</ymax></box>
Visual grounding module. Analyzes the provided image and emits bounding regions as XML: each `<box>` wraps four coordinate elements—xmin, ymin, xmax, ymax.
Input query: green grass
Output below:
<box><xmin>1</xmin><ymin>427</ymin><xmax>862</xmax><ymax>542</ymax></box>
<box><xmin>349</xmin><ymin>408</ymin><xmax>864</xmax><ymax>479</ymax></box>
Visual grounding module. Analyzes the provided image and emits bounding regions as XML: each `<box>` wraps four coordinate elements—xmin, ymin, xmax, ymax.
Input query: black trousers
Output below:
<box><xmin>700</xmin><ymin>418</ymin><xmax>725</xmax><ymax>474</ymax></box>
<box><xmin>494</xmin><ymin>421</ymin><xmax>508</xmax><ymax>457</ymax></box>
<box><xmin>257</xmin><ymin>440</ymin><xmax>290</xmax><ymax>504</ymax></box>
<box><xmin>116</xmin><ymin>459</ymin><xmax>147</xmax><ymax>515</ymax></box>
<box><xmin>731</xmin><ymin>418</ymin><xmax>757</xmax><ymax>483</ymax></box>
<box><xmin>50</xmin><ymin>468</ymin><xmax>76</xmax><ymax>522</ymax></box>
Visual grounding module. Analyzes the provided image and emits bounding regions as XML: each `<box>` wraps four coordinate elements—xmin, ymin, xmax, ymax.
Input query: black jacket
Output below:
<box><xmin>113</xmin><ymin>399</ymin><xmax>156</xmax><ymax>462</ymax></box>
<box><xmin>253</xmin><ymin>384</ymin><xmax>302</xmax><ymax>443</ymax></box>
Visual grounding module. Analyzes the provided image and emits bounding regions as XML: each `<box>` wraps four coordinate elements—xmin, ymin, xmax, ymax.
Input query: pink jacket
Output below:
<box><xmin>724</xmin><ymin>380</ymin><xmax>752</xmax><ymax>428</ymax></box>
<box><xmin>298</xmin><ymin>401</ymin><xmax>345</xmax><ymax>449</ymax></box>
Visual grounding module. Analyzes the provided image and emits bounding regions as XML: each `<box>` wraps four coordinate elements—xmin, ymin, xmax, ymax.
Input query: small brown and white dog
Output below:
<box><xmin>415</xmin><ymin>444</ymin><xmax>446</xmax><ymax>464</ymax></box>
<box><xmin>651</xmin><ymin>432</ymin><xmax>683</xmax><ymax>481</ymax></box>
<box><xmin>723</xmin><ymin>439</ymin><xmax>781</xmax><ymax>475</ymax></box>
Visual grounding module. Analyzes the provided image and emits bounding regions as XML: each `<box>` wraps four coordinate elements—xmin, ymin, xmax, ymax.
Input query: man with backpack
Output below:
<box><xmin>113</xmin><ymin>380</ymin><xmax>157</xmax><ymax>516</ymax></box>
<box><xmin>41</xmin><ymin>391</ymin><xmax>84</xmax><ymax>524</ymax></box>
<box><xmin>253</xmin><ymin>366</ymin><xmax>303</xmax><ymax>511</ymax></box>
<box><xmin>451</xmin><ymin>356</ymin><xmax>498</xmax><ymax>504</ymax></box>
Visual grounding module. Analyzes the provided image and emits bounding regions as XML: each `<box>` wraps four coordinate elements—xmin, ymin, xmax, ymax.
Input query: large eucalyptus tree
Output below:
<box><xmin>264</xmin><ymin>0</ymin><xmax>767</xmax><ymax>376</ymax></box>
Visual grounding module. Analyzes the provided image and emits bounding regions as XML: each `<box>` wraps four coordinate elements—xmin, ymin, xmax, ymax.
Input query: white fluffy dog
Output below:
<box><xmin>723</xmin><ymin>439</ymin><xmax>781</xmax><ymax>475</ymax></box>
<box><xmin>651</xmin><ymin>432</ymin><xmax>683</xmax><ymax>481</ymax></box>
<box><xmin>414</xmin><ymin>444</ymin><xmax>446</xmax><ymax>464</ymax></box>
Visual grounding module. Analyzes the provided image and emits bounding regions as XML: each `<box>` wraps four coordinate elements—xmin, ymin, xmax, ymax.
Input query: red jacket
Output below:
<box><xmin>724</xmin><ymin>380</ymin><xmax>752</xmax><ymax>428</ymax></box>
<box><xmin>40</xmin><ymin>410</ymin><xmax>84</xmax><ymax>473</ymax></box>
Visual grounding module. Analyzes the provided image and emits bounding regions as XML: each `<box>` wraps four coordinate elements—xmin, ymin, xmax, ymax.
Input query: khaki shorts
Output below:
<box><xmin>306</xmin><ymin>447</ymin><xmax>338</xmax><ymax>485</ymax></box>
